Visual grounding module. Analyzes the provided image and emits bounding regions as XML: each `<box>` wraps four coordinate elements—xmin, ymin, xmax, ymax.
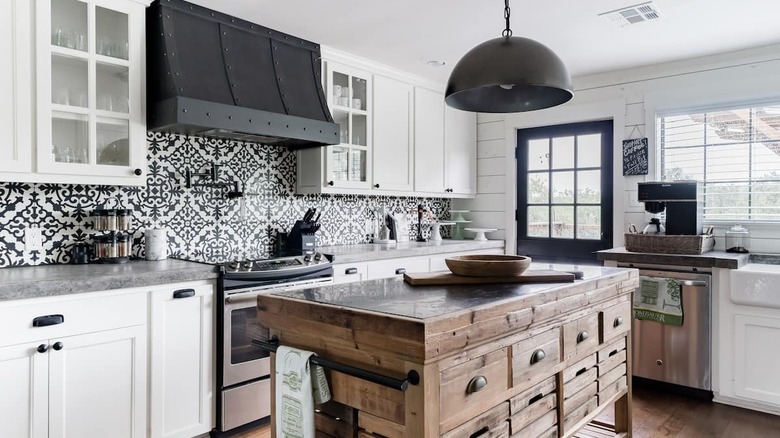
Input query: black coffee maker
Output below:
<box><xmin>637</xmin><ymin>181</ymin><xmax>703</xmax><ymax>235</ymax></box>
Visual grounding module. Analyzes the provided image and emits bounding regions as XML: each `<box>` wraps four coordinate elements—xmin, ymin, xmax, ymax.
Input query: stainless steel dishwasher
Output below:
<box><xmin>630</xmin><ymin>267</ymin><xmax>712</xmax><ymax>391</ymax></box>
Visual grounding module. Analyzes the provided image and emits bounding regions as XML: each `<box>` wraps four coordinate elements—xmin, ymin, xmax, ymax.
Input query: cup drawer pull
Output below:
<box><xmin>577</xmin><ymin>331</ymin><xmax>589</xmax><ymax>343</ymax></box>
<box><xmin>613</xmin><ymin>316</ymin><xmax>625</xmax><ymax>327</ymax></box>
<box><xmin>33</xmin><ymin>314</ymin><xmax>65</xmax><ymax>327</ymax></box>
<box><xmin>530</xmin><ymin>348</ymin><xmax>546</xmax><ymax>365</ymax></box>
<box><xmin>345</xmin><ymin>267</ymin><xmax>358</xmax><ymax>275</ymax></box>
<box><xmin>466</xmin><ymin>375</ymin><xmax>488</xmax><ymax>394</ymax></box>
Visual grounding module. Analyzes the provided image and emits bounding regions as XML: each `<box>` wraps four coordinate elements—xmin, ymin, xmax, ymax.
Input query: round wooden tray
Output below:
<box><xmin>445</xmin><ymin>255</ymin><xmax>532</xmax><ymax>277</ymax></box>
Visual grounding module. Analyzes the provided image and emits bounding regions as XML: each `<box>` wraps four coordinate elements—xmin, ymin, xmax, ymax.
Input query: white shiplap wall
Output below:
<box><xmin>454</xmin><ymin>43</ymin><xmax>780</xmax><ymax>255</ymax></box>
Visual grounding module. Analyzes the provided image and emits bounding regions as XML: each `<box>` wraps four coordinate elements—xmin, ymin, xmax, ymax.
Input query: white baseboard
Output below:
<box><xmin>713</xmin><ymin>393</ymin><xmax>780</xmax><ymax>416</ymax></box>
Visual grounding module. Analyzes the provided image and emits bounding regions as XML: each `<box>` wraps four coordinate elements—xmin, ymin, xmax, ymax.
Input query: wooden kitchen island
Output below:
<box><xmin>257</xmin><ymin>266</ymin><xmax>638</xmax><ymax>438</ymax></box>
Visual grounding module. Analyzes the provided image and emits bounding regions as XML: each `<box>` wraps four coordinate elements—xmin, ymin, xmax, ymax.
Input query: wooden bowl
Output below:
<box><xmin>445</xmin><ymin>255</ymin><xmax>532</xmax><ymax>277</ymax></box>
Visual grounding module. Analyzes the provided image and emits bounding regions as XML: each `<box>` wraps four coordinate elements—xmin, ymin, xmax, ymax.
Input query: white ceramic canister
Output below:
<box><xmin>144</xmin><ymin>228</ymin><xmax>168</xmax><ymax>260</ymax></box>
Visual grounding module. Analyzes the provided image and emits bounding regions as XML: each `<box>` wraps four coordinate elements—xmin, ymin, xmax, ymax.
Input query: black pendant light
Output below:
<box><xmin>445</xmin><ymin>0</ymin><xmax>573</xmax><ymax>113</ymax></box>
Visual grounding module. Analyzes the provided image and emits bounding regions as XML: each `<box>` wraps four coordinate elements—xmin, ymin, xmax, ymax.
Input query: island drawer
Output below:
<box><xmin>509</xmin><ymin>376</ymin><xmax>556</xmax><ymax>434</ymax></box>
<box><xmin>562</xmin><ymin>313</ymin><xmax>600</xmax><ymax>360</ymax></box>
<box><xmin>509</xmin><ymin>409</ymin><xmax>556</xmax><ymax>438</ymax></box>
<box><xmin>440</xmin><ymin>346</ymin><xmax>510</xmax><ymax>432</ymax></box>
<box><xmin>599</xmin><ymin>300</ymin><xmax>631</xmax><ymax>342</ymax></box>
<box><xmin>441</xmin><ymin>403</ymin><xmax>509</xmax><ymax>438</ymax></box>
<box><xmin>562</xmin><ymin>396</ymin><xmax>598</xmax><ymax>433</ymax></box>
<box><xmin>562</xmin><ymin>354</ymin><xmax>599</xmax><ymax>420</ymax></box>
<box><xmin>597</xmin><ymin>337</ymin><xmax>626</xmax><ymax>363</ymax></box>
<box><xmin>511</xmin><ymin>327</ymin><xmax>561</xmax><ymax>387</ymax></box>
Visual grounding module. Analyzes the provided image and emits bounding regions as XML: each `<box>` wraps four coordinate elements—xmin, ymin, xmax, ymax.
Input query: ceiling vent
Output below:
<box><xmin>600</xmin><ymin>2</ymin><xmax>661</xmax><ymax>28</ymax></box>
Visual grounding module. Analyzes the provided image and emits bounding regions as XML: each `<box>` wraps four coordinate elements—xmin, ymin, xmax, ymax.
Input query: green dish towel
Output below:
<box><xmin>634</xmin><ymin>276</ymin><xmax>683</xmax><ymax>326</ymax></box>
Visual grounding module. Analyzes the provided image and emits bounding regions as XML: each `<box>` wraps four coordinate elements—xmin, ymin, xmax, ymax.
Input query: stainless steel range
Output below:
<box><xmin>216</xmin><ymin>253</ymin><xmax>332</xmax><ymax>434</ymax></box>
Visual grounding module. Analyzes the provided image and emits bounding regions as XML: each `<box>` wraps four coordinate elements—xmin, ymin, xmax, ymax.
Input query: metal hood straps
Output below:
<box><xmin>146</xmin><ymin>0</ymin><xmax>339</xmax><ymax>148</ymax></box>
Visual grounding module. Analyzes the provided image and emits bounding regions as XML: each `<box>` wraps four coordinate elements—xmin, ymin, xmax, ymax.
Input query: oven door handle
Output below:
<box><xmin>225</xmin><ymin>294</ymin><xmax>261</xmax><ymax>305</ymax></box>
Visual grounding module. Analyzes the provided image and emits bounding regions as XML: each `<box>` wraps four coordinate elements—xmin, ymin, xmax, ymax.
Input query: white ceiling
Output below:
<box><xmin>186</xmin><ymin>0</ymin><xmax>780</xmax><ymax>86</ymax></box>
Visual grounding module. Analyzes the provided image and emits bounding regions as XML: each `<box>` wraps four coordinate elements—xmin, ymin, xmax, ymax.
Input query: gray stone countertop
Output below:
<box><xmin>596</xmin><ymin>247</ymin><xmax>749</xmax><ymax>269</ymax></box>
<box><xmin>0</xmin><ymin>259</ymin><xmax>218</xmax><ymax>302</ymax></box>
<box><xmin>318</xmin><ymin>239</ymin><xmax>505</xmax><ymax>264</ymax></box>
<box><xmin>273</xmin><ymin>265</ymin><xmax>632</xmax><ymax>320</ymax></box>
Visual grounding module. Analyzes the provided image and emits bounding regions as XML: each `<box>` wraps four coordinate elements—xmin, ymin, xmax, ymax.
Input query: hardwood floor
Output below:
<box><xmin>231</xmin><ymin>385</ymin><xmax>780</xmax><ymax>437</ymax></box>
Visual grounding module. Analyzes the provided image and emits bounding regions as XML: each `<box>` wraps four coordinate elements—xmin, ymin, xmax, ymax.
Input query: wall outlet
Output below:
<box><xmin>25</xmin><ymin>227</ymin><xmax>43</xmax><ymax>252</ymax></box>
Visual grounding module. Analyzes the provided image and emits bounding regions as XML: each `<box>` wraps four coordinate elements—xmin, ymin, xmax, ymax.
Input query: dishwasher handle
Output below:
<box><xmin>681</xmin><ymin>280</ymin><xmax>708</xmax><ymax>287</ymax></box>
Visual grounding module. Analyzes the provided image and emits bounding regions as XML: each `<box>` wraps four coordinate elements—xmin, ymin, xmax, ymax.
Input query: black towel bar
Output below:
<box><xmin>252</xmin><ymin>337</ymin><xmax>420</xmax><ymax>392</ymax></box>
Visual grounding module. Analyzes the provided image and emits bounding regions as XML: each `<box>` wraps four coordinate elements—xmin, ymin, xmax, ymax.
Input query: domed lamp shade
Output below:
<box><xmin>445</xmin><ymin>1</ymin><xmax>573</xmax><ymax>113</ymax></box>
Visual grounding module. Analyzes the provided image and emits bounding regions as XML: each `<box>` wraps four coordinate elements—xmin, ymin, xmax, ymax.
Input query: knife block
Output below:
<box><xmin>287</xmin><ymin>220</ymin><xmax>317</xmax><ymax>255</ymax></box>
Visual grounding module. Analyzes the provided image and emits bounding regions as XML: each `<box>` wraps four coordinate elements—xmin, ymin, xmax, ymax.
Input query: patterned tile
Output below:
<box><xmin>0</xmin><ymin>133</ymin><xmax>450</xmax><ymax>266</ymax></box>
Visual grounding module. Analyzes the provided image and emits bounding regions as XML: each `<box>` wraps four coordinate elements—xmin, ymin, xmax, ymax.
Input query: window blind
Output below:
<box><xmin>658</xmin><ymin>104</ymin><xmax>780</xmax><ymax>222</ymax></box>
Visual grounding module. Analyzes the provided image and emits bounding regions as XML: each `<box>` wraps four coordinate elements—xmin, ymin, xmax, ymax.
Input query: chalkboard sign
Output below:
<box><xmin>623</xmin><ymin>138</ymin><xmax>648</xmax><ymax>176</ymax></box>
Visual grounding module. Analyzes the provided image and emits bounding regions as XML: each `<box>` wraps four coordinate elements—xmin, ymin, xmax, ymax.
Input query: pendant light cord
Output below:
<box><xmin>502</xmin><ymin>0</ymin><xmax>512</xmax><ymax>37</ymax></box>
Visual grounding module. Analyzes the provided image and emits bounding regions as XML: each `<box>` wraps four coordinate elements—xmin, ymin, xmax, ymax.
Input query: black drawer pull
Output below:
<box><xmin>345</xmin><ymin>267</ymin><xmax>358</xmax><ymax>275</ymax></box>
<box><xmin>395</xmin><ymin>268</ymin><xmax>406</xmax><ymax>275</ymax></box>
<box><xmin>576</xmin><ymin>330</ymin><xmax>589</xmax><ymax>343</ymax></box>
<box><xmin>530</xmin><ymin>349</ymin><xmax>546</xmax><ymax>365</ymax></box>
<box><xmin>609</xmin><ymin>349</ymin><xmax>619</xmax><ymax>357</ymax></box>
<box><xmin>33</xmin><ymin>315</ymin><xmax>64</xmax><ymax>327</ymax></box>
<box><xmin>469</xmin><ymin>426</ymin><xmax>490</xmax><ymax>438</ymax></box>
<box><xmin>575</xmin><ymin>367</ymin><xmax>588</xmax><ymax>377</ymax></box>
<box><xmin>466</xmin><ymin>375</ymin><xmax>488</xmax><ymax>394</ymax></box>
<box><xmin>528</xmin><ymin>393</ymin><xmax>544</xmax><ymax>406</ymax></box>
<box><xmin>173</xmin><ymin>288</ymin><xmax>196</xmax><ymax>299</ymax></box>
<box><xmin>614</xmin><ymin>316</ymin><xmax>624</xmax><ymax>327</ymax></box>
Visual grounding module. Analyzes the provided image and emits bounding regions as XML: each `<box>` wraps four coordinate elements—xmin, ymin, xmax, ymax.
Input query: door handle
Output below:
<box><xmin>173</xmin><ymin>288</ymin><xmax>196</xmax><ymax>299</ymax></box>
<box><xmin>345</xmin><ymin>267</ymin><xmax>358</xmax><ymax>275</ymax></box>
<box><xmin>33</xmin><ymin>314</ymin><xmax>65</xmax><ymax>327</ymax></box>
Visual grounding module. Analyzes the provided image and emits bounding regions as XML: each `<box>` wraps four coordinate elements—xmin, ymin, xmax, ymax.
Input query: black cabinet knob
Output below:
<box><xmin>327</xmin><ymin>181</ymin><xmax>334</xmax><ymax>186</ymax></box>
<box><xmin>374</xmin><ymin>184</ymin><xmax>380</xmax><ymax>189</ymax></box>
<box><xmin>52</xmin><ymin>342</ymin><xmax>64</xmax><ymax>351</ymax></box>
<box><xmin>133</xmin><ymin>168</ymin><xmax>143</xmax><ymax>176</ymax></box>
<box><xmin>37</xmin><ymin>344</ymin><xmax>48</xmax><ymax>353</ymax></box>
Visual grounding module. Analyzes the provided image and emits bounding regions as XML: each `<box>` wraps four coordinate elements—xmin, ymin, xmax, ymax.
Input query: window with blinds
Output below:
<box><xmin>658</xmin><ymin>103</ymin><xmax>780</xmax><ymax>222</ymax></box>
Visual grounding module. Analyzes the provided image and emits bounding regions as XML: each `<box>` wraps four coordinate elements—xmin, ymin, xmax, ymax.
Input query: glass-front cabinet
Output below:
<box><xmin>324</xmin><ymin>61</ymin><xmax>372</xmax><ymax>189</ymax></box>
<box><xmin>35</xmin><ymin>0</ymin><xmax>147</xmax><ymax>184</ymax></box>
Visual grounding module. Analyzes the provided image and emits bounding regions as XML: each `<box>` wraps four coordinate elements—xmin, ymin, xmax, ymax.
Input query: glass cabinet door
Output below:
<box><xmin>38</xmin><ymin>0</ymin><xmax>142</xmax><ymax>181</ymax></box>
<box><xmin>324</xmin><ymin>62</ymin><xmax>371</xmax><ymax>189</ymax></box>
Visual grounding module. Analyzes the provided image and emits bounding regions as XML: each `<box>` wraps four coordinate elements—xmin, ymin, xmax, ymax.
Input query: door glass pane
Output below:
<box><xmin>528</xmin><ymin>173</ymin><xmax>549</xmax><ymax>203</ymax></box>
<box><xmin>577</xmin><ymin>170</ymin><xmax>601</xmax><ymax>203</ymax></box>
<box><xmin>331</xmin><ymin>146</ymin><xmax>348</xmax><ymax>182</ymax></box>
<box><xmin>52</xmin><ymin>113</ymin><xmax>89</xmax><ymax>164</ymax></box>
<box><xmin>352</xmin><ymin>114</ymin><xmax>367</xmax><ymax>146</ymax></box>
<box><xmin>231</xmin><ymin>307</ymin><xmax>268</xmax><ymax>364</ymax></box>
<box><xmin>527</xmin><ymin>206</ymin><xmax>549</xmax><ymax>237</ymax></box>
<box><xmin>333</xmin><ymin>72</ymin><xmax>349</xmax><ymax>107</ymax></box>
<box><xmin>528</xmin><ymin>139</ymin><xmax>549</xmax><ymax>171</ymax></box>
<box><xmin>333</xmin><ymin>110</ymin><xmax>348</xmax><ymax>144</ymax></box>
<box><xmin>552</xmin><ymin>171</ymin><xmax>574</xmax><ymax>203</ymax></box>
<box><xmin>577</xmin><ymin>134</ymin><xmax>602</xmax><ymax>167</ymax></box>
<box><xmin>97</xmin><ymin>118</ymin><xmax>129</xmax><ymax>166</ymax></box>
<box><xmin>552</xmin><ymin>136</ymin><xmax>574</xmax><ymax>169</ymax></box>
<box><xmin>551</xmin><ymin>206</ymin><xmax>574</xmax><ymax>238</ymax></box>
<box><xmin>577</xmin><ymin>206</ymin><xmax>601</xmax><ymax>240</ymax></box>
<box><xmin>96</xmin><ymin>7</ymin><xmax>128</xmax><ymax>59</ymax></box>
<box><xmin>51</xmin><ymin>0</ymin><xmax>87</xmax><ymax>52</ymax></box>
<box><xmin>350</xmin><ymin>149</ymin><xmax>366</xmax><ymax>182</ymax></box>
<box><xmin>96</xmin><ymin>63</ymin><xmax>129</xmax><ymax>113</ymax></box>
<box><xmin>52</xmin><ymin>55</ymin><xmax>88</xmax><ymax>108</ymax></box>
<box><xmin>351</xmin><ymin>76</ymin><xmax>367</xmax><ymax>110</ymax></box>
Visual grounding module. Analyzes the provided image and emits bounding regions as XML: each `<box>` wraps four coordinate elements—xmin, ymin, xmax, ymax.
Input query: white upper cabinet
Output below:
<box><xmin>414</xmin><ymin>87</ymin><xmax>446</xmax><ymax>193</ymax></box>
<box><xmin>0</xmin><ymin>0</ymin><xmax>33</xmax><ymax>175</ymax></box>
<box><xmin>445</xmin><ymin>105</ymin><xmax>477</xmax><ymax>196</ymax></box>
<box><xmin>373</xmin><ymin>75</ymin><xmax>414</xmax><ymax>192</ymax></box>
<box><xmin>33</xmin><ymin>0</ymin><xmax>148</xmax><ymax>185</ymax></box>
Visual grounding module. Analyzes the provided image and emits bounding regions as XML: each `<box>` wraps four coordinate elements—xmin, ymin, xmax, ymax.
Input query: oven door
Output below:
<box><xmin>223</xmin><ymin>290</ymin><xmax>271</xmax><ymax>387</ymax></box>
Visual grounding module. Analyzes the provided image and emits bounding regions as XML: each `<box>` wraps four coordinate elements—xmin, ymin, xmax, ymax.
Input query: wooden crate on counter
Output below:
<box><xmin>624</xmin><ymin>233</ymin><xmax>715</xmax><ymax>254</ymax></box>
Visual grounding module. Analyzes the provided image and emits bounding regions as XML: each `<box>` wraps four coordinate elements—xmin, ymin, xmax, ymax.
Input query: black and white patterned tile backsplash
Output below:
<box><xmin>0</xmin><ymin>133</ymin><xmax>449</xmax><ymax>267</ymax></box>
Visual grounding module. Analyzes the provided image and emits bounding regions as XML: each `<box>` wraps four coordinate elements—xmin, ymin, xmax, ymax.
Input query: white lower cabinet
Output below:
<box><xmin>332</xmin><ymin>262</ymin><xmax>369</xmax><ymax>284</ymax></box>
<box><xmin>149</xmin><ymin>282</ymin><xmax>215</xmax><ymax>438</ymax></box>
<box><xmin>0</xmin><ymin>323</ymin><xmax>147</xmax><ymax>438</ymax></box>
<box><xmin>733</xmin><ymin>313</ymin><xmax>780</xmax><ymax>406</ymax></box>
<box><xmin>365</xmin><ymin>256</ymin><xmax>429</xmax><ymax>280</ymax></box>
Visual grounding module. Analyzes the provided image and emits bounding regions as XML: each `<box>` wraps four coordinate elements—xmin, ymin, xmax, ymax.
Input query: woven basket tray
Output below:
<box><xmin>624</xmin><ymin>233</ymin><xmax>715</xmax><ymax>254</ymax></box>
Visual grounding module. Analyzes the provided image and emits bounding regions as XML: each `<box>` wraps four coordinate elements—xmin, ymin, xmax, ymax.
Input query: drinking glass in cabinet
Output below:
<box><xmin>97</xmin><ymin>119</ymin><xmax>130</xmax><ymax>166</ymax></box>
<box><xmin>97</xmin><ymin>63</ymin><xmax>129</xmax><ymax>113</ymax></box>
<box><xmin>51</xmin><ymin>56</ymin><xmax>88</xmax><ymax>107</ymax></box>
<box><xmin>51</xmin><ymin>0</ymin><xmax>87</xmax><ymax>51</ymax></box>
<box><xmin>52</xmin><ymin>115</ymin><xmax>89</xmax><ymax>163</ymax></box>
<box><xmin>96</xmin><ymin>6</ymin><xmax>129</xmax><ymax>60</ymax></box>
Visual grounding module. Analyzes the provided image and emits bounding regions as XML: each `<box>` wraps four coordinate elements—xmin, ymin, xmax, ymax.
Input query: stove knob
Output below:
<box><xmin>229</xmin><ymin>261</ymin><xmax>240</xmax><ymax>271</ymax></box>
<box><xmin>242</xmin><ymin>260</ymin><xmax>254</xmax><ymax>271</ymax></box>
<box><xmin>303</xmin><ymin>254</ymin><xmax>312</xmax><ymax>263</ymax></box>
<box><xmin>314</xmin><ymin>252</ymin><xmax>322</xmax><ymax>261</ymax></box>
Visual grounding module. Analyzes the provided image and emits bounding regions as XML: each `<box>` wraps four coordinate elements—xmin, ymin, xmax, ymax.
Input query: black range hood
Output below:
<box><xmin>146</xmin><ymin>0</ymin><xmax>339</xmax><ymax>149</ymax></box>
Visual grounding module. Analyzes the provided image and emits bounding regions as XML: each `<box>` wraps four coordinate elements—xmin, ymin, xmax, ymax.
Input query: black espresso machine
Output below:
<box><xmin>637</xmin><ymin>181</ymin><xmax>703</xmax><ymax>235</ymax></box>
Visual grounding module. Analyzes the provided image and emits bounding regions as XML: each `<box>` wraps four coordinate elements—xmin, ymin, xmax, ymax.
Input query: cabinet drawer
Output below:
<box><xmin>440</xmin><ymin>347</ymin><xmax>510</xmax><ymax>432</ymax></box>
<box><xmin>562</xmin><ymin>313</ymin><xmax>599</xmax><ymax>360</ymax></box>
<box><xmin>562</xmin><ymin>354</ymin><xmax>598</xmax><ymax>416</ymax></box>
<box><xmin>366</xmin><ymin>257</ymin><xmax>429</xmax><ymax>280</ymax></box>
<box><xmin>333</xmin><ymin>263</ymin><xmax>368</xmax><ymax>284</ymax></box>
<box><xmin>562</xmin><ymin>396</ymin><xmax>598</xmax><ymax>433</ymax></box>
<box><xmin>510</xmin><ymin>409</ymin><xmax>556</xmax><ymax>438</ymax></box>
<box><xmin>600</xmin><ymin>300</ymin><xmax>630</xmax><ymax>342</ymax></box>
<box><xmin>599</xmin><ymin>374</ymin><xmax>628</xmax><ymax>406</ymax></box>
<box><xmin>511</xmin><ymin>328</ymin><xmax>561</xmax><ymax>387</ymax></box>
<box><xmin>441</xmin><ymin>403</ymin><xmax>509</xmax><ymax>438</ymax></box>
<box><xmin>597</xmin><ymin>337</ymin><xmax>626</xmax><ymax>363</ymax></box>
<box><xmin>509</xmin><ymin>376</ymin><xmax>556</xmax><ymax>433</ymax></box>
<box><xmin>0</xmin><ymin>291</ymin><xmax>146</xmax><ymax>347</ymax></box>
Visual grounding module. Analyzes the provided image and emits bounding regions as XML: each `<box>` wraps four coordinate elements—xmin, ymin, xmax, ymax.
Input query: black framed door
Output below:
<box><xmin>516</xmin><ymin>120</ymin><xmax>613</xmax><ymax>263</ymax></box>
